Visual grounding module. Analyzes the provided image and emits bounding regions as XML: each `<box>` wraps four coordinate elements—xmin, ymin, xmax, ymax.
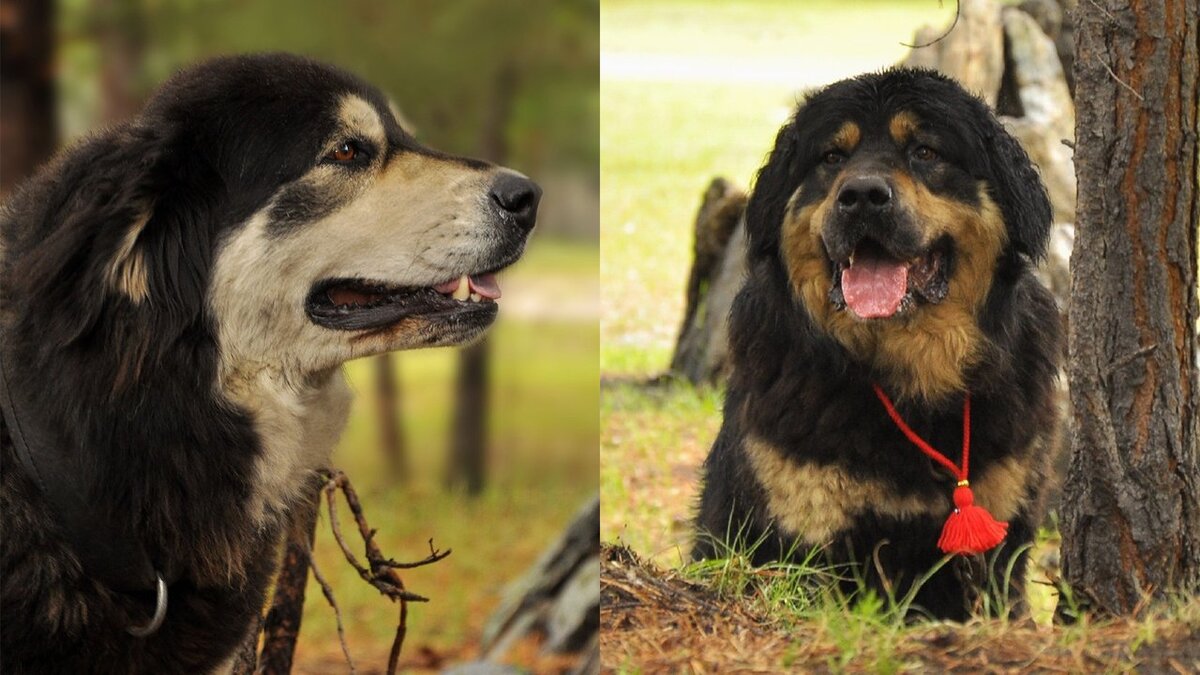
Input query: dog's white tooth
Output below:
<box><xmin>451</xmin><ymin>275</ymin><xmax>470</xmax><ymax>301</ymax></box>
<box><xmin>469</xmin><ymin>292</ymin><xmax>481</xmax><ymax>302</ymax></box>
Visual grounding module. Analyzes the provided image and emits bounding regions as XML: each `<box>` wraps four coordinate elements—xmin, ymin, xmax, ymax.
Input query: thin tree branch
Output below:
<box><xmin>309</xmin><ymin>553</ymin><xmax>357</xmax><ymax>674</ymax></box>
<box><xmin>901</xmin><ymin>1</ymin><xmax>960</xmax><ymax>49</ymax></box>
<box><xmin>319</xmin><ymin>468</ymin><xmax>452</xmax><ymax>674</ymax></box>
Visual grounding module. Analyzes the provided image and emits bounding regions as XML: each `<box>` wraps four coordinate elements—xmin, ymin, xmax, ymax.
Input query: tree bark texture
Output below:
<box><xmin>0</xmin><ymin>0</ymin><xmax>57</xmax><ymax>195</ymax></box>
<box><xmin>1061</xmin><ymin>0</ymin><xmax>1200</xmax><ymax>615</ymax></box>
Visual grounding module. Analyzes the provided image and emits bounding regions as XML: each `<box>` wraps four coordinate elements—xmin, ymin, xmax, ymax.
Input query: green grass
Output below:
<box><xmin>600</xmin><ymin>80</ymin><xmax>790</xmax><ymax>375</ymax></box>
<box><xmin>292</xmin><ymin>239</ymin><xmax>597</xmax><ymax>669</ymax></box>
<box><xmin>672</xmin><ymin>542</ymin><xmax>1200</xmax><ymax>670</ymax></box>
<box><xmin>600</xmin><ymin>380</ymin><xmax>722</xmax><ymax>563</ymax></box>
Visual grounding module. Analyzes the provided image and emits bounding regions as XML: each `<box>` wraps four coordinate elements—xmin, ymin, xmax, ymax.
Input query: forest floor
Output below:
<box><xmin>601</xmin><ymin>544</ymin><xmax>1200</xmax><ymax>673</ymax></box>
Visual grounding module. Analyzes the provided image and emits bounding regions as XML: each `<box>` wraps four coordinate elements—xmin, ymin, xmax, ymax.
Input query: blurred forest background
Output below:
<box><xmin>1</xmin><ymin>0</ymin><xmax>598</xmax><ymax>672</ymax></box>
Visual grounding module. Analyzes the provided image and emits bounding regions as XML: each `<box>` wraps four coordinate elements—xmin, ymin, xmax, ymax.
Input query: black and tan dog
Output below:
<box><xmin>0</xmin><ymin>54</ymin><xmax>538</xmax><ymax>672</ymax></box>
<box><xmin>693</xmin><ymin>68</ymin><xmax>1061</xmax><ymax>620</ymax></box>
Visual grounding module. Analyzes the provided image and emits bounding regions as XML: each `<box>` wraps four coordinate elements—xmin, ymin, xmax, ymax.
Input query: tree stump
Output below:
<box><xmin>669</xmin><ymin>179</ymin><xmax>747</xmax><ymax>385</ymax></box>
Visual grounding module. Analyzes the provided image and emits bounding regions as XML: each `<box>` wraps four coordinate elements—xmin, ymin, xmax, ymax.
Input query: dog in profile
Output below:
<box><xmin>693</xmin><ymin>68</ymin><xmax>1061</xmax><ymax>620</ymax></box>
<box><xmin>0</xmin><ymin>53</ymin><xmax>539</xmax><ymax>672</ymax></box>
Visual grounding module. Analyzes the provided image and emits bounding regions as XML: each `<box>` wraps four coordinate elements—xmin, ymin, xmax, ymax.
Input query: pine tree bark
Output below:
<box><xmin>1060</xmin><ymin>0</ymin><xmax>1200</xmax><ymax>615</ymax></box>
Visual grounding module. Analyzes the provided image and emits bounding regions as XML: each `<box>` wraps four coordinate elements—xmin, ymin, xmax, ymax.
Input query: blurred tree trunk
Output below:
<box><xmin>230</xmin><ymin>479</ymin><xmax>321</xmax><ymax>675</ymax></box>
<box><xmin>1060</xmin><ymin>0</ymin><xmax>1200</xmax><ymax>616</ymax></box>
<box><xmin>255</xmin><ymin>483</ymin><xmax>321</xmax><ymax>674</ymax></box>
<box><xmin>374</xmin><ymin>355</ymin><xmax>409</xmax><ymax>479</ymax></box>
<box><xmin>0</xmin><ymin>0</ymin><xmax>57</xmax><ymax>195</ymax></box>
<box><xmin>89</xmin><ymin>0</ymin><xmax>146</xmax><ymax>124</ymax></box>
<box><xmin>448</xmin><ymin>340</ymin><xmax>489</xmax><ymax>495</ymax></box>
<box><xmin>446</xmin><ymin>63</ymin><xmax>517</xmax><ymax>496</ymax></box>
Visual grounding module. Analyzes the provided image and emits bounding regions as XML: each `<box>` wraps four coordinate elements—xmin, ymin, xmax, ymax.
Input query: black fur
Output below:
<box><xmin>693</xmin><ymin>68</ymin><xmax>1061</xmax><ymax>620</ymax></box>
<box><xmin>0</xmin><ymin>53</ymin><xmax>488</xmax><ymax>672</ymax></box>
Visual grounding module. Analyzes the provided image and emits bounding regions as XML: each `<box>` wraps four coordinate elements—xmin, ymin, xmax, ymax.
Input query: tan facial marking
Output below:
<box><xmin>889</xmin><ymin>111</ymin><xmax>919</xmax><ymax>144</ymax></box>
<box><xmin>780</xmin><ymin>180</ymin><xmax>1008</xmax><ymax>403</ymax></box>
<box><xmin>832</xmin><ymin>121</ymin><xmax>861</xmax><ymax>152</ymax></box>
<box><xmin>336</xmin><ymin>95</ymin><xmax>386</xmax><ymax>148</ymax></box>
<box><xmin>107</xmin><ymin>213</ymin><xmax>151</xmax><ymax>304</ymax></box>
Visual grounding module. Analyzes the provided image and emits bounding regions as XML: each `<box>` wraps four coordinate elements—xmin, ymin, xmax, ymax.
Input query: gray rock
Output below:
<box><xmin>1035</xmin><ymin>223</ymin><xmax>1074</xmax><ymax>312</ymax></box>
<box><xmin>544</xmin><ymin>557</ymin><xmax>600</xmax><ymax>653</ymax></box>
<box><xmin>477</xmin><ymin>497</ymin><xmax>599</xmax><ymax>667</ymax></box>
<box><xmin>1017</xmin><ymin>0</ymin><xmax>1064</xmax><ymax>39</ymax></box>
<box><xmin>1001</xmin><ymin>6</ymin><xmax>1076</xmax><ymax>223</ymax></box>
<box><xmin>441</xmin><ymin>664</ymin><xmax>526</xmax><ymax>675</ymax></box>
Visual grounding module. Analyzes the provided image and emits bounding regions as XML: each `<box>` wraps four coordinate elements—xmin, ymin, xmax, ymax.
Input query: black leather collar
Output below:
<box><xmin>0</xmin><ymin>343</ymin><xmax>170</xmax><ymax>634</ymax></box>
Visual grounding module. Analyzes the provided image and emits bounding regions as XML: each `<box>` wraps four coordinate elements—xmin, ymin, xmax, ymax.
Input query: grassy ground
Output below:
<box><xmin>600</xmin><ymin>381</ymin><xmax>721</xmax><ymax>561</ymax></box>
<box><xmin>602</xmin><ymin>544</ymin><xmax>1200</xmax><ymax>673</ymax></box>
<box><xmin>290</xmin><ymin>238</ymin><xmax>598</xmax><ymax>673</ymax></box>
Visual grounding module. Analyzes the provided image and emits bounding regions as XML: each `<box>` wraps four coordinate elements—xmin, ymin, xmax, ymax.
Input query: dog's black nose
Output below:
<box><xmin>490</xmin><ymin>173</ymin><xmax>541</xmax><ymax>233</ymax></box>
<box><xmin>837</xmin><ymin>176</ymin><xmax>892</xmax><ymax>216</ymax></box>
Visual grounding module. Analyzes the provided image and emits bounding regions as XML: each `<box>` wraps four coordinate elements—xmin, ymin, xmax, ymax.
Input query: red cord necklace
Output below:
<box><xmin>871</xmin><ymin>384</ymin><xmax>1007</xmax><ymax>555</ymax></box>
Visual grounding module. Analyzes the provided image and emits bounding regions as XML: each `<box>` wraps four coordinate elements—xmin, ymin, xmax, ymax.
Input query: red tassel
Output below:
<box><xmin>937</xmin><ymin>484</ymin><xmax>1008</xmax><ymax>555</ymax></box>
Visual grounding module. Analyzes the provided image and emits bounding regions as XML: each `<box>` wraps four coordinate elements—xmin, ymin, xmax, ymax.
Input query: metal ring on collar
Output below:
<box><xmin>127</xmin><ymin>573</ymin><xmax>168</xmax><ymax>637</ymax></box>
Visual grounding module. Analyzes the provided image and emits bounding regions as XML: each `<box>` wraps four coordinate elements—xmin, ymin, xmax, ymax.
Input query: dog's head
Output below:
<box><xmin>743</xmin><ymin>68</ymin><xmax>1051</xmax><ymax>401</ymax></box>
<box><xmin>3</xmin><ymin>53</ymin><xmax>538</xmax><ymax>383</ymax></box>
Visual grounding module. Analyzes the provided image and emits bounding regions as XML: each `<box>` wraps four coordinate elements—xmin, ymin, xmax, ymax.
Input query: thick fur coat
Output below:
<box><xmin>694</xmin><ymin>68</ymin><xmax>1061</xmax><ymax>620</ymax></box>
<box><xmin>1</xmin><ymin>53</ymin><xmax>537</xmax><ymax>672</ymax></box>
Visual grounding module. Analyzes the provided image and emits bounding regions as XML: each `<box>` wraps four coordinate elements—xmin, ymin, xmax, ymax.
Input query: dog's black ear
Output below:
<box><xmin>744</xmin><ymin>121</ymin><xmax>801</xmax><ymax>260</ymax></box>
<box><xmin>981</xmin><ymin>119</ymin><xmax>1053</xmax><ymax>261</ymax></box>
<box><xmin>7</xmin><ymin>124</ymin><xmax>217</xmax><ymax>356</ymax></box>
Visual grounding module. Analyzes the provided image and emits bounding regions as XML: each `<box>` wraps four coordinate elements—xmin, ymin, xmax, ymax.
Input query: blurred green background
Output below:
<box><xmin>3</xmin><ymin>0</ymin><xmax>598</xmax><ymax>672</ymax></box>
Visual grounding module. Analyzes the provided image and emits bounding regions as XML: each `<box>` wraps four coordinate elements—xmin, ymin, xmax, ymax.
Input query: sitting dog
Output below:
<box><xmin>0</xmin><ymin>53</ymin><xmax>539</xmax><ymax>672</ymax></box>
<box><xmin>693</xmin><ymin>68</ymin><xmax>1061</xmax><ymax>620</ymax></box>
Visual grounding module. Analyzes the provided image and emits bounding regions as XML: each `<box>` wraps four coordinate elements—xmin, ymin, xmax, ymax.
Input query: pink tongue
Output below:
<box><xmin>468</xmin><ymin>273</ymin><xmax>501</xmax><ymax>299</ymax></box>
<box><xmin>841</xmin><ymin>257</ymin><xmax>908</xmax><ymax>319</ymax></box>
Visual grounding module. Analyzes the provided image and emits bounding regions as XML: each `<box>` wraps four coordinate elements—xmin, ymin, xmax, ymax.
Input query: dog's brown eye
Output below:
<box><xmin>823</xmin><ymin>151</ymin><xmax>845</xmax><ymax>165</ymax></box>
<box><xmin>912</xmin><ymin>145</ymin><xmax>938</xmax><ymax>162</ymax></box>
<box><xmin>327</xmin><ymin>142</ymin><xmax>357</xmax><ymax>163</ymax></box>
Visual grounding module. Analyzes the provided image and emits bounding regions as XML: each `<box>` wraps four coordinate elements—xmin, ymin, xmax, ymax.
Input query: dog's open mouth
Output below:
<box><xmin>306</xmin><ymin>273</ymin><xmax>502</xmax><ymax>331</ymax></box>
<box><xmin>828</xmin><ymin>237</ymin><xmax>952</xmax><ymax>319</ymax></box>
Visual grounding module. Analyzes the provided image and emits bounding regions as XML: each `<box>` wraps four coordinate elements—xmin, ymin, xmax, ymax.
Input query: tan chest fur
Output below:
<box><xmin>743</xmin><ymin>435</ymin><xmax>1032</xmax><ymax>545</ymax></box>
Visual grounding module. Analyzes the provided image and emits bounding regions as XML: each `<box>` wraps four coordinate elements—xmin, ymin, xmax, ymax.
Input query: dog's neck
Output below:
<box><xmin>217</xmin><ymin>361</ymin><xmax>353</xmax><ymax>528</ymax></box>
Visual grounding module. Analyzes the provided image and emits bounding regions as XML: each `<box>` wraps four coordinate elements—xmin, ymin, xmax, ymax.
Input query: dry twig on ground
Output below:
<box><xmin>238</xmin><ymin>468</ymin><xmax>451</xmax><ymax>674</ymax></box>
